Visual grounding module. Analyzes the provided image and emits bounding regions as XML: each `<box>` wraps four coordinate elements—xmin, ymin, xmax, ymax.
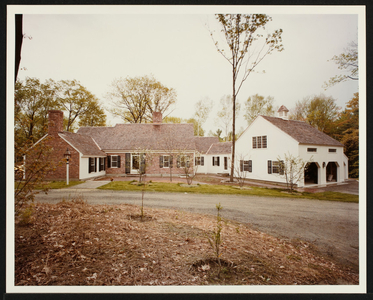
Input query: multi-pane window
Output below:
<box><xmin>89</xmin><ymin>157</ymin><xmax>96</xmax><ymax>173</ymax></box>
<box><xmin>212</xmin><ymin>156</ymin><xmax>220</xmax><ymax>166</ymax></box>
<box><xmin>195</xmin><ymin>156</ymin><xmax>204</xmax><ymax>166</ymax></box>
<box><xmin>160</xmin><ymin>155</ymin><xmax>171</xmax><ymax>168</ymax></box>
<box><xmin>252</xmin><ymin>136</ymin><xmax>267</xmax><ymax>149</ymax></box>
<box><xmin>329</xmin><ymin>148</ymin><xmax>337</xmax><ymax>153</ymax></box>
<box><xmin>177</xmin><ymin>155</ymin><xmax>190</xmax><ymax>168</ymax></box>
<box><xmin>272</xmin><ymin>161</ymin><xmax>280</xmax><ymax>174</ymax></box>
<box><xmin>111</xmin><ymin>155</ymin><xmax>119</xmax><ymax>168</ymax></box>
<box><xmin>99</xmin><ymin>157</ymin><xmax>106</xmax><ymax>171</ymax></box>
<box><xmin>240</xmin><ymin>160</ymin><xmax>252</xmax><ymax>172</ymax></box>
<box><xmin>307</xmin><ymin>148</ymin><xmax>317</xmax><ymax>152</ymax></box>
<box><xmin>268</xmin><ymin>160</ymin><xmax>284</xmax><ymax>175</ymax></box>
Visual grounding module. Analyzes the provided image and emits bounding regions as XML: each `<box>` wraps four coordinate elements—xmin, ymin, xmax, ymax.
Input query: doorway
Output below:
<box><xmin>326</xmin><ymin>162</ymin><xmax>338</xmax><ymax>182</ymax></box>
<box><xmin>305</xmin><ymin>162</ymin><xmax>319</xmax><ymax>185</ymax></box>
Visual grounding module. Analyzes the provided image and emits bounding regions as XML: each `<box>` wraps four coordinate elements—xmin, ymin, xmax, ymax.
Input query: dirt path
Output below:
<box><xmin>35</xmin><ymin>189</ymin><xmax>359</xmax><ymax>270</ymax></box>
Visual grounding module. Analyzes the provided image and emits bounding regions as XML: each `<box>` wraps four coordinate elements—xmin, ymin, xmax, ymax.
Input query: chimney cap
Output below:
<box><xmin>152</xmin><ymin>111</ymin><xmax>162</xmax><ymax>124</ymax></box>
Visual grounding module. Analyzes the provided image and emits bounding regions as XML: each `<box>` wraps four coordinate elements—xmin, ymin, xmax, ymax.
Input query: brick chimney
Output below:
<box><xmin>277</xmin><ymin>105</ymin><xmax>289</xmax><ymax>120</ymax></box>
<box><xmin>48</xmin><ymin>110</ymin><xmax>64</xmax><ymax>135</ymax></box>
<box><xmin>152</xmin><ymin>111</ymin><xmax>162</xmax><ymax>124</ymax></box>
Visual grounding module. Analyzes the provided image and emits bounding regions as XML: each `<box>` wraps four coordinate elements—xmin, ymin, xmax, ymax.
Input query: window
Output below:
<box><xmin>212</xmin><ymin>156</ymin><xmax>220</xmax><ymax>166</ymax></box>
<box><xmin>253</xmin><ymin>136</ymin><xmax>267</xmax><ymax>149</ymax></box>
<box><xmin>195</xmin><ymin>156</ymin><xmax>204</xmax><ymax>166</ymax></box>
<box><xmin>110</xmin><ymin>155</ymin><xmax>121</xmax><ymax>168</ymax></box>
<box><xmin>329</xmin><ymin>148</ymin><xmax>337</xmax><ymax>153</ymax></box>
<box><xmin>268</xmin><ymin>160</ymin><xmax>284</xmax><ymax>175</ymax></box>
<box><xmin>99</xmin><ymin>157</ymin><xmax>106</xmax><ymax>171</ymax></box>
<box><xmin>262</xmin><ymin>136</ymin><xmax>267</xmax><ymax>148</ymax></box>
<box><xmin>240</xmin><ymin>160</ymin><xmax>252</xmax><ymax>172</ymax></box>
<box><xmin>307</xmin><ymin>148</ymin><xmax>317</xmax><ymax>152</ymax></box>
<box><xmin>89</xmin><ymin>157</ymin><xmax>96</xmax><ymax>173</ymax></box>
<box><xmin>160</xmin><ymin>155</ymin><xmax>172</xmax><ymax>168</ymax></box>
<box><xmin>177</xmin><ymin>155</ymin><xmax>190</xmax><ymax>168</ymax></box>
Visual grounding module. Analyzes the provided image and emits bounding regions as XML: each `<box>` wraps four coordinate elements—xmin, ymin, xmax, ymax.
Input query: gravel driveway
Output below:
<box><xmin>35</xmin><ymin>186</ymin><xmax>359</xmax><ymax>270</ymax></box>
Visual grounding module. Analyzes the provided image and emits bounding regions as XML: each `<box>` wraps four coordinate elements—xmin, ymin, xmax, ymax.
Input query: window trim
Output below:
<box><xmin>307</xmin><ymin>148</ymin><xmax>317</xmax><ymax>153</ymax></box>
<box><xmin>111</xmin><ymin>155</ymin><xmax>119</xmax><ymax>168</ymax></box>
<box><xmin>328</xmin><ymin>148</ymin><xmax>337</xmax><ymax>153</ymax></box>
<box><xmin>160</xmin><ymin>155</ymin><xmax>171</xmax><ymax>168</ymax></box>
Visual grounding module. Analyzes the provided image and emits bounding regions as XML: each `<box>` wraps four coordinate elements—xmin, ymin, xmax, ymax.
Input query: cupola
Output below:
<box><xmin>277</xmin><ymin>105</ymin><xmax>289</xmax><ymax>120</ymax></box>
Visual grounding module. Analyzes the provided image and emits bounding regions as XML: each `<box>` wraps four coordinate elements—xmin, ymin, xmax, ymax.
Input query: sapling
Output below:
<box><xmin>206</xmin><ymin>203</ymin><xmax>224</xmax><ymax>275</ymax></box>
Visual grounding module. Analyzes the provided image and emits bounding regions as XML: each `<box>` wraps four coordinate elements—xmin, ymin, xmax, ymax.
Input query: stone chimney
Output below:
<box><xmin>48</xmin><ymin>110</ymin><xmax>64</xmax><ymax>135</ymax></box>
<box><xmin>277</xmin><ymin>105</ymin><xmax>289</xmax><ymax>120</ymax></box>
<box><xmin>152</xmin><ymin>111</ymin><xmax>162</xmax><ymax>124</ymax></box>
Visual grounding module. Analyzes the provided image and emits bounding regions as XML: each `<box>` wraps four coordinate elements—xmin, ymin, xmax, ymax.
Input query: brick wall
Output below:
<box><xmin>48</xmin><ymin>110</ymin><xmax>64</xmax><ymax>135</ymax></box>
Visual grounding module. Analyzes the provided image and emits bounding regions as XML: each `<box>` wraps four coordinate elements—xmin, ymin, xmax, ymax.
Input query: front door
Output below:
<box><xmin>131</xmin><ymin>154</ymin><xmax>140</xmax><ymax>174</ymax></box>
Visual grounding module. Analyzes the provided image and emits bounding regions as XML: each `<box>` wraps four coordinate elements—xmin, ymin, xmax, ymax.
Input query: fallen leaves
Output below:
<box><xmin>14</xmin><ymin>201</ymin><xmax>358</xmax><ymax>286</ymax></box>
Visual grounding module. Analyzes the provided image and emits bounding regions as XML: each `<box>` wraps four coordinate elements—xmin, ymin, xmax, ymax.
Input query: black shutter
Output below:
<box><xmin>88</xmin><ymin>158</ymin><xmax>92</xmax><ymax>173</ymax></box>
<box><xmin>104</xmin><ymin>158</ymin><xmax>106</xmax><ymax>171</ymax></box>
<box><xmin>212</xmin><ymin>157</ymin><xmax>215</xmax><ymax>166</ymax></box>
<box><xmin>268</xmin><ymin>160</ymin><xmax>272</xmax><ymax>174</ymax></box>
<box><xmin>240</xmin><ymin>160</ymin><xmax>243</xmax><ymax>172</ymax></box>
<box><xmin>201</xmin><ymin>157</ymin><xmax>204</xmax><ymax>166</ymax></box>
<box><xmin>107</xmin><ymin>156</ymin><xmax>111</xmax><ymax>168</ymax></box>
<box><xmin>94</xmin><ymin>158</ymin><xmax>97</xmax><ymax>172</ymax></box>
<box><xmin>170</xmin><ymin>156</ymin><xmax>173</xmax><ymax>168</ymax></box>
<box><xmin>117</xmin><ymin>155</ymin><xmax>121</xmax><ymax>168</ymax></box>
<box><xmin>125</xmin><ymin>153</ymin><xmax>131</xmax><ymax>174</ymax></box>
<box><xmin>99</xmin><ymin>158</ymin><xmax>102</xmax><ymax>171</ymax></box>
<box><xmin>217</xmin><ymin>157</ymin><xmax>220</xmax><ymax>167</ymax></box>
<box><xmin>249</xmin><ymin>160</ymin><xmax>252</xmax><ymax>172</ymax></box>
<box><xmin>159</xmin><ymin>156</ymin><xmax>164</xmax><ymax>168</ymax></box>
<box><xmin>140</xmin><ymin>154</ymin><xmax>145</xmax><ymax>174</ymax></box>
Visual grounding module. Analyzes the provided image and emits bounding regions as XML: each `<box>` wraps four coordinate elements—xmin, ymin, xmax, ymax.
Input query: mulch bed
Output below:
<box><xmin>15</xmin><ymin>200</ymin><xmax>358</xmax><ymax>286</ymax></box>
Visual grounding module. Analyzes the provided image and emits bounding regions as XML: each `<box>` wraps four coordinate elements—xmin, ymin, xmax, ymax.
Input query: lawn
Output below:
<box><xmin>98</xmin><ymin>180</ymin><xmax>359</xmax><ymax>203</ymax></box>
<box><xmin>15</xmin><ymin>199</ymin><xmax>358</xmax><ymax>285</ymax></box>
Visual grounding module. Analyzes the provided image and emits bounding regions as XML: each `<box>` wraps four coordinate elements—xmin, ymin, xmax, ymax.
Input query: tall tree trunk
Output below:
<box><xmin>230</xmin><ymin>69</ymin><xmax>236</xmax><ymax>182</ymax></box>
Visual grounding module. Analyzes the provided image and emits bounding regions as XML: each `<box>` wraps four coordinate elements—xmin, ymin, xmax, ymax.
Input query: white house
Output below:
<box><xmin>235</xmin><ymin>106</ymin><xmax>348</xmax><ymax>187</ymax></box>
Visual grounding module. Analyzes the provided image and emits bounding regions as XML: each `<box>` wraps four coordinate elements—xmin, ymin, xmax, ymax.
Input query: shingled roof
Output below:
<box><xmin>261</xmin><ymin>116</ymin><xmax>343</xmax><ymax>147</ymax></box>
<box><xmin>206</xmin><ymin>142</ymin><xmax>232</xmax><ymax>155</ymax></box>
<box><xmin>194</xmin><ymin>136</ymin><xmax>219</xmax><ymax>154</ymax></box>
<box><xmin>77</xmin><ymin>123</ymin><xmax>196</xmax><ymax>151</ymax></box>
<box><xmin>59</xmin><ymin>132</ymin><xmax>106</xmax><ymax>156</ymax></box>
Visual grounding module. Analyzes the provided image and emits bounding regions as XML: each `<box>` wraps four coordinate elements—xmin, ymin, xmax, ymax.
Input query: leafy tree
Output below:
<box><xmin>290</xmin><ymin>94</ymin><xmax>340</xmax><ymax>136</ymax></box>
<box><xmin>212</xmin><ymin>14</ymin><xmax>284</xmax><ymax>181</ymax></box>
<box><xmin>208</xmin><ymin>128</ymin><xmax>223</xmax><ymax>142</ymax></box>
<box><xmin>107</xmin><ymin>75</ymin><xmax>177</xmax><ymax>123</ymax></box>
<box><xmin>215</xmin><ymin>95</ymin><xmax>241</xmax><ymax>141</ymax></box>
<box><xmin>194</xmin><ymin>97</ymin><xmax>212</xmax><ymax>136</ymax></box>
<box><xmin>15</xmin><ymin>77</ymin><xmax>59</xmax><ymax>152</ymax></box>
<box><xmin>162</xmin><ymin>116</ymin><xmax>183</xmax><ymax>124</ymax></box>
<box><xmin>323</xmin><ymin>41</ymin><xmax>358</xmax><ymax>89</ymax></box>
<box><xmin>186</xmin><ymin>118</ymin><xmax>205</xmax><ymax>136</ymax></box>
<box><xmin>56</xmin><ymin>80</ymin><xmax>103</xmax><ymax>132</ymax></box>
<box><xmin>243</xmin><ymin>94</ymin><xmax>276</xmax><ymax>125</ymax></box>
<box><xmin>78</xmin><ymin>101</ymin><xmax>107</xmax><ymax>127</ymax></box>
<box><xmin>334</xmin><ymin>93</ymin><xmax>359</xmax><ymax>178</ymax></box>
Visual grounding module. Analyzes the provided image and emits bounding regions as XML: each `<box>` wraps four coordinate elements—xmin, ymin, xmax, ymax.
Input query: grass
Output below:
<box><xmin>98</xmin><ymin>181</ymin><xmax>358</xmax><ymax>203</ymax></box>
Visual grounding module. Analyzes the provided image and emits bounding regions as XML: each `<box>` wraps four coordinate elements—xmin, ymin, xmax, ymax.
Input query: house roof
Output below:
<box><xmin>194</xmin><ymin>136</ymin><xmax>220</xmax><ymax>154</ymax></box>
<box><xmin>207</xmin><ymin>142</ymin><xmax>232</xmax><ymax>155</ymax></box>
<box><xmin>77</xmin><ymin>123</ymin><xmax>197</xmax><ymax>151</ymax></box>
<box><xmin>261</xmin><ymin>116</ymin><xmax>343</xmax><ymax>147</ymax></box>
<box><xmin>59</xmin><ymin>132</ymin><xmax>107</xmax><ymax>156</ymax></box>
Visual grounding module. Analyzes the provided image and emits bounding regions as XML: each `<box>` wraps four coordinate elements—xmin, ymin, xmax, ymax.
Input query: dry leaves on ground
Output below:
<box><xmin>15</xmin><ymin>199</ymin><xmax>358</xmax><ymax>286</ymax></box>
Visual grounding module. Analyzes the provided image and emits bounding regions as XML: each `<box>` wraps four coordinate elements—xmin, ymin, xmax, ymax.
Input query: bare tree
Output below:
<box><xmin>211</xmin><ymin>14</ymin><xmax>284</xmax><ymax>182</ymax></box>
<box><xmin>215</xmin><ymin>95</ymin><xmax>241</xmax><ymax>141</ymax></box>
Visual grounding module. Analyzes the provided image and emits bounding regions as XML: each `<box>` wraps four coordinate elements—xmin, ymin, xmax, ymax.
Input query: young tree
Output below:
<box><xmin>277</xmin><ymin>152</ymin><xmax>309</xmax><ymax>193</ymax></box>
<box><xmin>215</xmin><ymin>95</ymin><xmax>241</xmax><ymax>141</ymax></box>
<box><xmin>194</xmin><ymin>97</ymin><xmax>213</xmax><ymax>136</ymax></box>
<box><xmin>212</xmin><ymin>14</ymin><xmax>284</xmax><ymax>181</ymax></box>
<box><xmin>243</xmin><ymin>94</ymin><xmax>276</xmax><ymax>126</ymax></box>
<box><xmin>56</xmin><ymin>80</ymin><xmax>103</xmax><ymax>132</ymax></box>
<box><xmin>107</xmin><ymin>75</ymin><xmax>177</xmax><ymax>123</ymax></box>
<box><xmin>323</xmin><ymin>41</ymin><xmax>358</xmax><ymax>89</ymax></box>
<box><xmin>176</xmin><ymin>151</ymin><xmax>198</xmax><ymax>185</ymax></box>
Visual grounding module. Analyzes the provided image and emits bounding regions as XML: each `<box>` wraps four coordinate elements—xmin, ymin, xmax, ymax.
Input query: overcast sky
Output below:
<box><xmin>13</xmin><ymin>6</ymin><xmax>363</xmax><ymax>134</ymax></box>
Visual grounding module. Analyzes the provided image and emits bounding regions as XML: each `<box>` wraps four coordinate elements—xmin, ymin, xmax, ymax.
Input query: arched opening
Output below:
<box><xmin>305</xmin><ymin>162</ymin><xmax>319</xmax><ymax>185</ymax></box>
<box><xmin>326</xmin><ymin>162</ymin><xmax>338</xmax><ymax>182</ymax></box>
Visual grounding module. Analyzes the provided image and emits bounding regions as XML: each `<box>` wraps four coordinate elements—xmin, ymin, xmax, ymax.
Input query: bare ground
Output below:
<box><xmin>15</xmin><ymin>199</ymin><xmax>358</xmax><ymax>286</ymax></box>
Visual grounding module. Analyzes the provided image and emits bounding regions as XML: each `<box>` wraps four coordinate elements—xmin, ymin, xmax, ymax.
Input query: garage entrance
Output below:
<box><xmin>305</xmin><ymin>162</ymin><xmax>319</xmax><ymax>185</ymax></box>
<box><xmin>326</xmin><ymin>162</ymin><xmax>338</xmax><ymax>182</ymax></box>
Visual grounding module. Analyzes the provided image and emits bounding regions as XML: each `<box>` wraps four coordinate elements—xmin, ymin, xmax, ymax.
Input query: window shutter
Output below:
<box><xmin>88</xmin><ymin>158</ymin><xmax>92</xmax><ymax>173</ymax></box>
<box><xmin>170</xmin><ymin>156</ymin><xmax>173</xmax><ymax>168</ymax></box>
<box><xmin>249</xmin><ymin>160</ymin><xmax>252</xmax><ymax>172</ymax></box>
<box><xmin>279</xmin><ymin>160</ymin><xmax>284</xmax><ymax>175</ymax></box>
<box><xmin>103</xmin><ymin>158</ymin><xmax>106</xmax><ymax>171</ymax></box>
<box><xmin>94</xmin><ymin>158</ymin><xmax>97</xmax><ymax>172</ymax></box>
<box><xmin>212</xmin><ymin>157</ymin><xmax>215</xmax><ymax>166</ymax></box>
<box><xmin>217</xmin><ymin>157</ymin><xmax>220</xmax><ymax>167</ymax></box>
<box><xmin>107</xmin><ymin>156</ymin><xmax>111</xmax><ymax>168</ymax></box>
<box><xmin>177</xmin><ymin>156</ymin><xmax>180</xmax><ymax>168</ymax></box>
<box><xmin>99</xmin><ymin>158</ymin><xmax>102</xmax><ymax>171</ymax></box>
<box><xmin>268</xmin><ymin>160</ymin><xmax>272</xmax><ymax>174</ymax></box>
<box><xmin>201</xmin><ymin>156</ymin><xmax>204</xmax><ymax>166</ymax></box>
<box><xmin>117</xmin><ymin>155</ymin><xmax>121</xmax><ymax>168</ymax></box>
<box><xmin>159</xmin><ymin>156</ymin><xmax>164</xmax><ymax>168</ymax></box>
<box><xmin>240</xmin><ymin>160</ymin><xmax>243</xmax><ymax>172</ymax></box>
<box><xmin>125</xmin><ymin>153</ymin><xmax>131</xmax><ymax>174</ymax></box>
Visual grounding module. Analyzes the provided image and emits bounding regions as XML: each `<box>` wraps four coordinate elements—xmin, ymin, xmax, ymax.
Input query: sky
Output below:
<box><xmin>13</xmin><ymin>6</ymin><xmax>363</xmax><ymax>135</ymax></box>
